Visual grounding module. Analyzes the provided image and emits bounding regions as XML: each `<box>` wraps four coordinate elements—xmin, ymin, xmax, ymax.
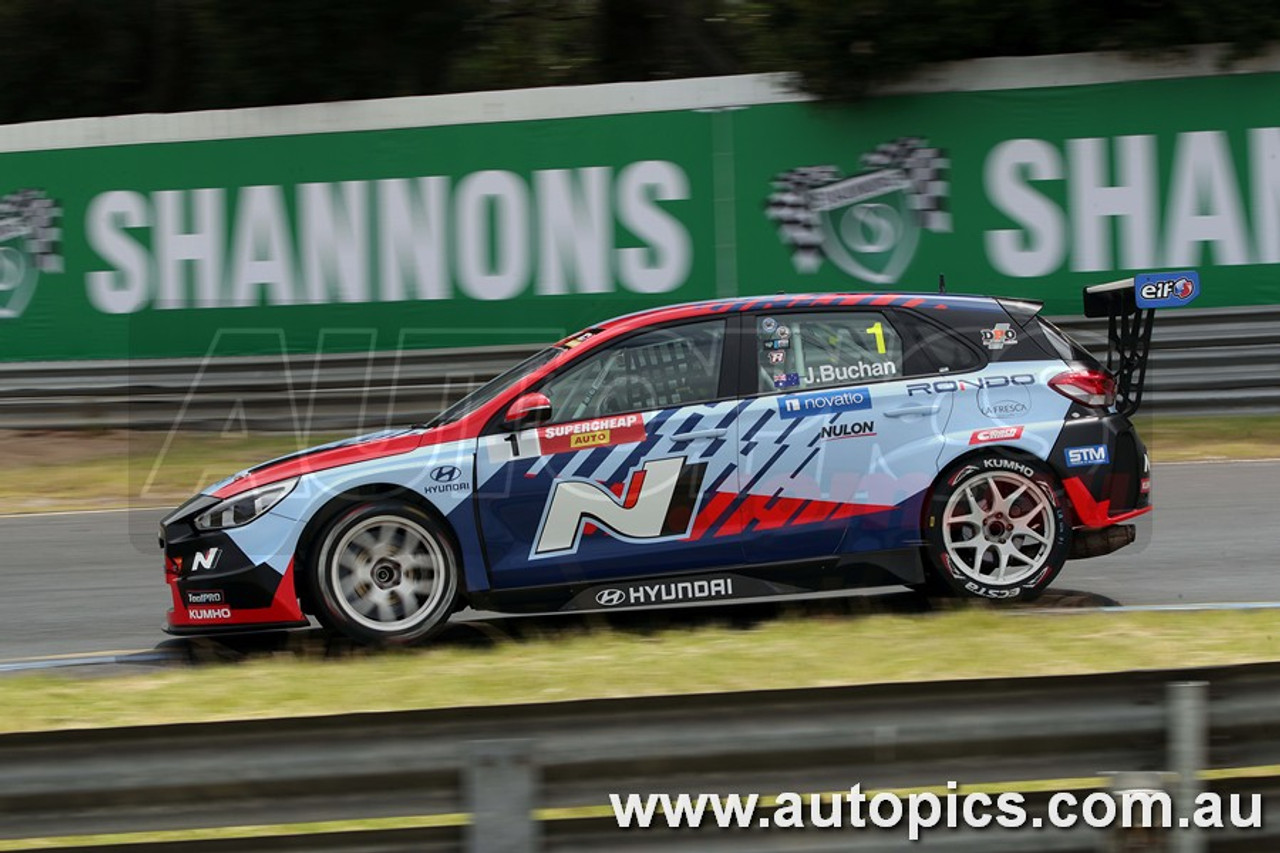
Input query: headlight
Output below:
<box><xmin>194</xmin><ymin>479</ymin><xmax>297</xmax><ymax>531</ymax></box>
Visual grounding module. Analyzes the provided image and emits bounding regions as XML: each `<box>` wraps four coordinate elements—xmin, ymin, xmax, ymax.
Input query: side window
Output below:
<box><xmin>754</xmin><ymin>311</ymin><xmax>903</xmax><ymax>394</ymax></box>
<box><xmin>539</xmin><ymin>319</ymin><xmax>726</xmax><ymax>423</ymax></box>
<box><xmin>894</xmin><ymin>313</ymin><xmax>985</xmax><ymax>376</ymax></box>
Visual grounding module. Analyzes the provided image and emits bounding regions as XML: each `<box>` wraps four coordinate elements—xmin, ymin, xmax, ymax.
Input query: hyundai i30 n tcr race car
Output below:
<box><xmin>161</xmin><ymin>278</ymin><xmax>1185</xmax><ymax>644</ymax></box>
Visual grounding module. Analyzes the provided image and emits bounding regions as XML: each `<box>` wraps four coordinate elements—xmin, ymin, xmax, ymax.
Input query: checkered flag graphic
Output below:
<box><xmin>0</xmin><ymin>189</ymin><xmax>63</xmax><ymax>273</ymax></box>
<box><xmin>862</xmin><ymin>137</ymin><xmax>952</xmax><ymax>234</ymax></box>
<box><xmin>765</xmin><ymin>165</ymin><xmax>840</xmax><ymax>274</ymax></box>
<box><xmin>766</xmin><ymin>138</ymin><xmax>950</xmax><ymax>274</ymax></box>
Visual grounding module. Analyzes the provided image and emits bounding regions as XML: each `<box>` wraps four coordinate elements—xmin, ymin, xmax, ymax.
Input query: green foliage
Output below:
<box><xmin>0</xmin><ymin>0</ymin><xmax>1275</xmax><ymax>123</ymax></box>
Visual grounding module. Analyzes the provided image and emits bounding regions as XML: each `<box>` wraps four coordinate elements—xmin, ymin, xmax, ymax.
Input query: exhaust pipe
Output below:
<box><xmin>1069</xmin><ymin>524</ymin><xmax>1136</xmax><ymax>559</ymax></box>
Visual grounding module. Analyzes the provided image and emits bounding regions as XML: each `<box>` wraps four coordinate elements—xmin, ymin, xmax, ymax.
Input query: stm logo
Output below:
<box><xmin>531</xmin><ymin>457</ymin><xmax>707</xmax><ymax>558</ymax></box>
<box><xmin>1066</xmin><ymin>444</ymin><xmax>1110</xmax><ymax>467</ymax></box>
<box><xmin>765</xmin><ymin>137</ymin><xmax>951</xmax><ymax>284</ymax></box>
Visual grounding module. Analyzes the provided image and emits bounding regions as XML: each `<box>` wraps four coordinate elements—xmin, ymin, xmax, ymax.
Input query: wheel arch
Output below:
<box><xmin>293</xmin><ymin>483</ymin><xmax>464</xmax><ymax>613</ymax></box>
<box><xmin>923</xmin><ymin>444</ymin><xmax>1062</xmax><ymax>533</ymax></box>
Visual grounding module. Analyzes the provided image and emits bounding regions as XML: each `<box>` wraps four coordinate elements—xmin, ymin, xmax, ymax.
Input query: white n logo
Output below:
<box><xmin>191</xmin><ymin>547</ymin><xmax>222</xmax><ymax>572</ymax></box>
<box><xmin>532</xmin><ymin>457</ymin><xmax>705</xmax><ymax>557</ymax></box>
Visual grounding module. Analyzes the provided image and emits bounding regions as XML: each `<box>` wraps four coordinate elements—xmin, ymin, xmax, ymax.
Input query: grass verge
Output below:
<box><xmin>2</xmin><ymin>608</ymin><xmax>1280</xmax><ymax>734</ymax></box>
<box><xmin>0</xmin><ymin>414</ymin><xmax>1275</xmax><ymax>515</ymax></box>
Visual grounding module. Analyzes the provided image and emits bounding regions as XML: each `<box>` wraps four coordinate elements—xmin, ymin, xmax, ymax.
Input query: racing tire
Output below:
<box><xmin>923</xmin><ymin>453</ymin><xmax>1070</xmax><ymax>602</ymax></box>
<box><xmin>309</xmin><ymin>501</ymin><xmax>460</xmax><ymax>645</ymax></box>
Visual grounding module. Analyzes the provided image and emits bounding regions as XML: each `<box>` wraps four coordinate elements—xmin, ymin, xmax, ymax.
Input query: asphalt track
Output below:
<box><xmin>0</xmin><ymin>460</ymin><xmax>1276</xmax><ymax>664</ymax></box>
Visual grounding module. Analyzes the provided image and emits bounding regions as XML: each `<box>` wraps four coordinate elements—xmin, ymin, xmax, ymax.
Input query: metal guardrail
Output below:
<box><xmin>0</xmin><ymin>662</ymin><xmax>1277</xmax><ymax>851</ymax></box>
<box><xmin>0</xmin><ymin>306</ymin><xmax>1275</xmax><ymax>430</ymax></box>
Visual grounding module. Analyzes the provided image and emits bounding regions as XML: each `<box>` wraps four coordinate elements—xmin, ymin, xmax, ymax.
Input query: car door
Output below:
<box><xmin>473</xmin><ymin>317</ymin><xmax>744</xmax><ymax>589</ymax></box>
<box><xmin>733</xmin><ymin>307</ymin><xmax>963</xmax><ymax>565</ymax></box>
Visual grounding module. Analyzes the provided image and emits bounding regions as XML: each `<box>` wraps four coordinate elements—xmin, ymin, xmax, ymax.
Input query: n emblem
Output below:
<box><xmin>532</xmin><ymin>457</ymin><xmax>707</xmax><ymax>558</ymax></box>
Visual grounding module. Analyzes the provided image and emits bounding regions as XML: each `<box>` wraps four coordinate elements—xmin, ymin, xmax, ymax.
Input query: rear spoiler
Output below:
<box><xmin>1082</xmin><ymin>271</ymin><xmax>1200</xmax><ymax>416</ymax></box>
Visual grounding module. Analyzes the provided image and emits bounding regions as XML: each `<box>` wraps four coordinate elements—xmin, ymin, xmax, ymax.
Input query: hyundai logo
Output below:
<box><xmin>431</xmin><ymin>465</ymin><xmax>461</xmax><ymax>483</ymax></box>
<box><xmin>595</xmin><ymin>588</ymin><xmax>626</xmax><ymax>607</ymax></box>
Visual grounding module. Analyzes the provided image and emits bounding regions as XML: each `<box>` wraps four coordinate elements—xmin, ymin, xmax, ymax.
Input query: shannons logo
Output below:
<box><xmin>765</xmin><ymin>138</ymin><xmax>951</xmax><ymax>284</ymax></box>
<box><xmin>0</xmin><ymin>190</ymin><xmax>63</xmax><ymax>320</ymax></box>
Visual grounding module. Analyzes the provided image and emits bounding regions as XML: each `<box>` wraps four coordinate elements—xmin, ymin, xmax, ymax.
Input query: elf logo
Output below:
<box><xmin>531</xmin><ymin>457</ymin><xmax>707</xmax><ymax>558</ymax></box>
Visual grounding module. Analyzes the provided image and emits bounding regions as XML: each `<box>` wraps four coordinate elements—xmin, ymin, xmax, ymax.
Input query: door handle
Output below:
<box><xmin>885</xmin><ymin>403</ymin><xmax>940</xmax><ymax>418</ymax></box>
<box><xmin>671</xmin><ymin>428</ymin><xmax>728</xmax><ymax>443</ymax></box>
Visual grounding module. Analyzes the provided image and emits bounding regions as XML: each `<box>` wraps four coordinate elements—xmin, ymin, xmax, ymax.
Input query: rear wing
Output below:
<box><xmin>1082</xmin><ymin>271</ymin><xmax>1200</xmax><ymax>416</ymax></box>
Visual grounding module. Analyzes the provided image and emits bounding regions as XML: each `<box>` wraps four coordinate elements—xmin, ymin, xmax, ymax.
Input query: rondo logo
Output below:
<box><xmin>0</xmin><ymin>190</ymin><xmax>63</xmax><ymax>320</ymax></box>
<box><xmin>595</xmin><ymin>589</ymin><xmax>626</xmax><ymax>607</ymax></box>
<box><xmin>430</xmin><ymin>465</ymin><xmax>461</xmax><ymax>483</ymax></box>
<box><xmin>765</xmin><ymin>138</ymin><xmax>951</xmax><ymax>284</ymax></box>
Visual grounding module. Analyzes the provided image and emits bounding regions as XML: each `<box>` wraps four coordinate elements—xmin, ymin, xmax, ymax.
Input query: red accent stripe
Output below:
<box><xmin>688</xmin><ymin>491</ymin><xmax>737</xmax><ymax>540</ymax></box>
<box><xmin>1062</xmin><ymin>477</ymin><xmax>1154</xmax><ymax>529</ymax></box>
<box><xmin>166</xmin><ymin>559</ymin><xmax>305</xmax><ymax>629</ymax></box>
<box><xmin>870</xmin><ymin>294</ymin><xmax>897</xmax><ymax>306</ymax></box>
<box><xmin>211</xmin><ymin>433</ymin><xmax>422</xmax><ymax>499</ymax></box>
<box><xmin>902</xmin><ymin>298</ymin><xmax>926</xmax><ymax>309</ymax></box>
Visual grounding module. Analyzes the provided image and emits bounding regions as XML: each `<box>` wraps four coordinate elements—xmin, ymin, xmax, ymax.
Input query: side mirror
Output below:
<box><xmin>504</xmin><ymin>392</ymin><xmax>552</xmax><ymax>430</ymax></box>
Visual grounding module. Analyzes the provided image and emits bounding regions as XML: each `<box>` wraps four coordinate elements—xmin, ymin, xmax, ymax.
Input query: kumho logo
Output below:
<box><xmin>765</xmin><ymin>138</ymin><xmax>951</xmax><ymax>284</ymax></box>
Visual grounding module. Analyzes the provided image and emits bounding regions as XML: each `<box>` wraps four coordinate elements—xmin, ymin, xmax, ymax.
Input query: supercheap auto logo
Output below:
<box><xmin>0</xmin><ymin>189</ymin><xmax>63</xmax><ymax>319</ymax></box>
<box><xmin>765</xmin><ymin>138</ymin><xmax>951</xmax><ymax>285</ymax></box>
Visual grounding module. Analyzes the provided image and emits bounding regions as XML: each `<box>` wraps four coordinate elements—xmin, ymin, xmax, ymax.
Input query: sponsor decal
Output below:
<box><xmin>187</xmin><ymin>606</ymin><xmax>233</xmax><ymax>621</ymax></box>
<box><xmin>763</xmin><ymin>338</ymin><xmax>790</xmax><ymax>350</ymax></box>
<box><xmin>593</xmin><ymin>578</ymin><xmax>736</xmax><ymax>608</ymax></box>
<box><xmin>761</xmin><ymin>317</ymin><xmax>778</xmax><ymax>334</ymax></box>
<box><xmin>802</xmin><ymin>361</ymin><xmax>896</xmax><ymax>385</ymax></box>
<box><xmin>820</xmin><ymin>420</ymin><xmax>876</xmax><ymax>440</ymax></box>
<box><xmin>981</xmin><ymin>322</ymin><xmax>1018</xmax><ymax>350</ymax></box>
<box><xmin>430</xmin><ymin>465</ymin><xmax>461</xmax><ymax>483</ymax></box>
<box><xmin>778</xmin><ymin>387</ymin><xmax>873</xmax><ymax>419</ymax></box>
<box><xmin>595</xmin><ymin>589</ymin><xmax>626</xmax><ymax>607</ymax></box>
<box><xmin>1141</xmin><ymin>477</ymin><xmax>1151</xmax><ymax>494</ymax></box>
<box><xmin>1135</xmin><ymin>270</ymin><xmax>1200</xmax><ymax>309</ymax></box>
<box><xmin>776</xmin><ymin>325</ymin><xmax>790</xmax><ymax>339</ymax></box>
<box><xmin>979</xmin><ymin>399</ymin><xmax>1028</xmax><ymax>417</ymax></box>
<box><xmin>982</xmin><ymin>457</ymin><xmax>1035</xmax><ymax>478</ymax></box>
<box><xmin>0</xmin><ymin>189</ymin><xmax>63</xmax><ymax>320</ymax></box>
<box><xmin>559</xmin><ymin>330</ymin><xmax>597</xmax><ymax>349</ymax></box>
<box><xmin>768</xmin><ymin>350</ymin><xmax>786</xmax><ymax>365</ymax></box>
<box><xmin>765</xmin><ymin>137</ymin><xmax>951</xmax><ymax>284</ymax></box>
<box><xmin>970</xmin><ymin>426</ymin><xmax>1024</xmax><ymax>444</ymax></box>
<box><xmin>538</xmin><ymin>413</ymin><xmax>646</xmax><ymax>455</ymax></box>
<box><xmin>907</xmin><ymin>373</ymin><xmax>1036</xmax><ymax>397</ymax></box>
<box><xmin>183</xmin><ymin>589</ymin><xmax>225</xmax><ymax>606</ymax></box>
<box><xmin>773</xmin><ymin>372</ymin><xmax>800</xmax><ymax>389</ymax></box>
<box><xmin>532</xmin><ymin>456</ymin><xmax>707</xmax><ymax>557</ymax></box>
<box><xmin>191</xmin><ymin>547</ymin><xmax>222</xmax><ymax>572</ymax></box>
<box><xmin>1065</xmin><ymin>444</ymin><xmax>1110</xmax><ymax>467</ymax></box>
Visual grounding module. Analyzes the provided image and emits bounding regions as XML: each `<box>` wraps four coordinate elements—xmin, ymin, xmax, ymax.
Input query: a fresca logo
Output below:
<box><xmin>765</xmin><ymin>137</ymin><xmax>951</xmax><ymax>284</ymax></box>
<box><xmin>1135</xmin><ymin>270</ymin><xmax>1200</xmax><ymax>309</ymax></box>
<box><xmin>1066</xmin><ymin>444</ymin><xmax>1110</xmax><ymax>467</ymax></box>
<box><xmin>0</xmin><ymin>190</ymin><xmax>63</xmax><ymax>320</ymax></box>
<box><xmin>778</xmin><ymin>387</ymin><xmax>873</xmax><ymax>420</ymax></box>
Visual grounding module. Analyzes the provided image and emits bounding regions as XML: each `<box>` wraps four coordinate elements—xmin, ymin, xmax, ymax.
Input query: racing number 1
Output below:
<box><xmin>865</xmin><ymin>321</ymin><xmax>886</xmax><ymax>354</ymax></box>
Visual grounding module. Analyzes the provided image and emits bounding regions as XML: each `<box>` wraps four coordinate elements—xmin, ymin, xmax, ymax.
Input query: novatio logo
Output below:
<box><xmin>778</xmin><ymin>387</ymin><xmax>873</xmax><ymax>420</ymax></box>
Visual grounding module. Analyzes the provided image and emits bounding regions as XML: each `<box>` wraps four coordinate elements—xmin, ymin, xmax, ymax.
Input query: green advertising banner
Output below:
<box><xmin>1</xmin><ymin>65</ymin><xmax>1278</xmax><ymax>362</ymax></box>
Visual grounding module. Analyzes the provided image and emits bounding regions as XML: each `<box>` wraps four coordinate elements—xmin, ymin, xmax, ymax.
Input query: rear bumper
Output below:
<box><xmin>1051</xmin><ymin>410</ymin><xmax>1151</xmax><ymax>531</ymax></box>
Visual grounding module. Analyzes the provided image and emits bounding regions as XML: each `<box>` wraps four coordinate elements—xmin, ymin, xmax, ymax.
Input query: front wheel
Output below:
<box><xmin>309</xmin><ymin>502</ymin><xmax>459</xmax><ymax>644</ymax></box>
<box><xmin>923</xmin><ymin>455</ymin><xmax>1070</xmax><ymax>601</ymax></box>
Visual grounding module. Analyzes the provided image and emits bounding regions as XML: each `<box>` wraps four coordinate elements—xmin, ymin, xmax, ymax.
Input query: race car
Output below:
<box><xmin>161</xmin><ymin>277</ymin><xmax>1189</xmax><ymax>644</ymax></box>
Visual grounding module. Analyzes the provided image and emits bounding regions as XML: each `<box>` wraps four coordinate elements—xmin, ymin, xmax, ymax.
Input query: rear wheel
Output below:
<box><xmin>923</xmin><ymin>455</ymin><xmax>1070</xmax><ymax>601</ymax></box>
<box><xmin>310</xmin><ymin>501</ymin><xmax>459</xmax><ymax>644</ymax></box>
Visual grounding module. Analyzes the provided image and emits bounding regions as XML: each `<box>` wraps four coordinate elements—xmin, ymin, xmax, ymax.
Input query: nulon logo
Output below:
<box><xmin>765</xmin><ymin>138</ymin><xmax>951</xmax><ymax>284</ymax></box>
<box><xmin>0</xmin><ymin>190</ymin><xmax>63</xmax><ymax>320</ymax></box>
